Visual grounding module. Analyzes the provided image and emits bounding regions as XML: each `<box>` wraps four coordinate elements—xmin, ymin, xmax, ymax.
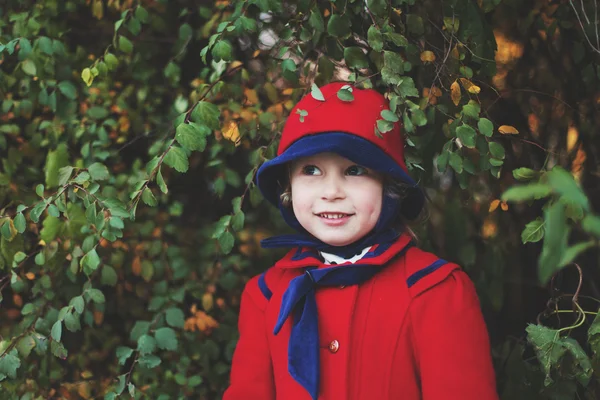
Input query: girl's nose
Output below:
<box><xmin>321</xmin><ymin>176</ymin><xmax>345</xmax><ymax>201</ymax></box>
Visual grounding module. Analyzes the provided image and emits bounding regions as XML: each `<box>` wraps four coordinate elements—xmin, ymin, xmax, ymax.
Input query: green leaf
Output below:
<box><xmin>546</xmin><ymin>166</ymin><xmax>590</xmax><ymax>212</ymax></box>
<box><xmin>130</xmin><ymin>321</ymin><xmax>150</xmax><ymax>342</ymax></box>
<box><xmin>344</xmin><ymin>47</ymin><xmax>369</xmax><ymax>69</ymax></box>
<box><xmin>310</xmin><ymin>83</ymin><xmax>325</xmax><ymax>101</ymax></box>
<box><xmin>88</xmin><ymin>163</ymin><xmax>110</xmax><ymax>181</ymax></box>
<box><xmin>436</xmin><ymin>151</ymin><xmax>449</xmax><ymax>172</ymax></box>
<box><xmin>21</xmin><ymin>59</ymin><xmax>37</xmax><ymax>76</ymax></box>
<box><xmin>58</xmin><ymin>81</ymin><xmax>77</xmax><ymax>100</ymax></box>
<box><xmin>231</xmin><ymin>211</ymin><xmax>245</xmax><ymax>231</ymax></box>
<box><xmin>45</xmin><ymin>146</ymin><xmax>70</xmax><ymax>188</ymax></box>
<box><xmin>13</xmin><ymin>251</ymin><xmax>26</xmax><ymax>263</ymax></box>
<box><xmin>87</xmin><ymin>288</ymin><xmax>106</xmax><ymax>304</ymax></box>
<box><xmin>175</xmin><ymin>122</ymin><xmax>208</xmax><ymax>152</ymax></box>
<box><xmin>521</xmin><ymin>218</ymin><xmax>545</xmax><ymax>244</ymax></box>
<box><xmin>164</xmin><ymin>146</ymin><xmax>189</xmax><ymax>173</ymax></box>
<box><xmin>166</xmin><ymin>307</ymin><xmax>185</xmax><ymax>329</ymax></box>
<box><xmin>337</xmin><ymin>88</ymin><xmax>354</xmax><ymax>102</ymax></box>
<box><xmin>64</xmin><ymin>312</ymin><xmax>81</xmax><ymax>332</ymax></box>
<box><xmin>327</xmin><ymin>14</ymin><xmax>351</xmax><ymax>37</ymax></box>
<box><xmin>135</xmin><ymin>6</ymin><xmax>149</xmax><ymax>22</ymax></box>
<box><xmin>367</xmin><ymin>26</ymin><xmax>383</xmax><ymax>52</ymax></box>
<box><xmin>191</xmin><ymin>102</ymin><xmax>220</xmax><ymax>130</ymax></box>
<box><xmin>21</xmin><ymin>303</ymin><xmax>35</xmax><ymax>315</ymax></box>
<box><xmin>218</xmin><ymin>231</ymin><xmax>235</xmax><ymax>254</ymax></box>
<box><xmin>118</xmin><ymin>36</ymin><xmax>133</xmax><ymax>53</ymax></box>
<box><xmin>449</xmin><ymin>152</ymin><xmax>463</xmax><ymax>173</ymax></box>
<box><xmin>116</xmin><ymin>346</ymin><xmax>134</xmax><ymax>365</ymax></box>
<box><xmin>559</xmin><ymin>240</ymin><xmax>595</xmax><ymax>268</ymax></box>
<box><xmin>381</xmin><ymin>110</ymin><xmax>399</xmax><ymax>123</ymax></box>
<box><xmin>462</xmin><ymin>101</ymin><xmax>481</xmax><ymax>119</ymax></box>
<box><xmin>406</xmin><ymin>14</ymin><xmax>424</xmax><ymax>35</ymax></box>
<box><xmin>0</xmin><ymin>350</ymin><xmax>21</xmax><ymax>379</ymax></box>
<box><xmin>588</xmin><ymin>312</ymin><xmax>600</xmax><ymax>356</ymax></box>
<box><xmin>502</xmin><ymin>183</ymin><xmax>552</xmax><ymax>202</ymax></box>
<box><xmin>34</xmin><ymin>251</ymin><xmax>45</xmax><ymax>265</ymax></box>
<box><xmin>489</xmin><ymin>142</ymin><xmax>505</xmax><ymax>160</ymax></box>
<box><xmin>50</xmin><ymin>340</ymin><xmax>67</xmax><ymax>359</ymax></box>
<box><xmin>137</xmin><ymin>334</ymin><xmax>156</xmax><ymax>356</ymax></box>
<box><xmin>156</xmin><ymin>168</ymin><xmax>168</xmax><ymax>194</ymax></box>
<box><xmin>69</xmin><ymin>296</ymin><xmax>85</xmax><ymax>315</ymax></box>
<box><xmin>512</xmin><ymin>167</ymin><xmax>538</xmax><ymax>181</ymax></box>
<box><xmin>87</xmin><ymin>106</ymin><xmax>110</xmax><ymax>119</ymax></box>
<box><xmin>526</xmin><ymin>324</ymin><xmax>592</xmax><ymax>386</ymax></box>
<box><xmin>212</xmin><ymin>40</ymin><xmax>233</xmax><ymax>62</ymax></box>
<box><xmin>155</xmin><ymin>327</ymin><xmax>178</xmax><ymax>351</ymax></box>
<box><xmin>81</xmin><ymin>249</ymin><xmax>101</xmax><ymax>275</ymax></box>
<box><xmin>58</xmin><ymin>166</ymin><xmax>74</xmax><ymax>185</ymax></box>
<box><xmin>456</xmin><ymin>125</ymin><xmax>477</xmax><ymax>148</ymax></box>
<box><xmin>37</xmin><ymin>36</ymin><xmax>53</xmax><ymax>55</ymax></box>
<box><xmin>138</xmin><ymin>354</ymin><xmax>161</xmax><ymax>369</ymax></box>
<box><xmin>16</xmin><ymin>335</ymin><xmax>35</xmax><ymax>358</ymax></box>
<box><xmin>478</xmin><ymin>118</ymin><xmax>493</xmax><ymax>137</ymax></box>
<box><xmin>385</xmin><ymin>32</ymin><xmax>408</xmax><ymax>47</ymax></box>
<box><xmin>539</xmin><ymin>201</ymin><xmax>569</xmax><ymax>285</ymax></box>
<box><xmin>101</xmin><ymin>266</ymin><xmax>118</xmax><ymax>286</ymax></box>
<box><xmin>376</xmin><ymin>119</ymin><xmax>394</xmax><ymax>134</ymax></box>
<box><xmin>582</xmin><ymin>215</ymin><xmax>600</xmax><ymax>237</ymax></box>
<box><xmin>141</xmin><ymin>188</ymin><xmax>157</xmax><ymax>207</ymax></box>
<box><xmin>51</xmin><ymin>320</ymin><xmax>62</xmax><ymax>341</ymax></box>
<box><xmin>104</xmin><ymin>53</ymin><xmax>119</xmax><ymax>69</ymax></box>
<box><xmin>14</xmin><ymin>213</ymin><xmax>26</xmax><ymax>234</ymax></box>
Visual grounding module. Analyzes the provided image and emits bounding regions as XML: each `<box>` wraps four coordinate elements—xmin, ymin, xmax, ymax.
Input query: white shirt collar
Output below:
<box><xmin>320</xmin><ymin>246</ymin><xmax>372</xmax><ymax>265</ymax></box>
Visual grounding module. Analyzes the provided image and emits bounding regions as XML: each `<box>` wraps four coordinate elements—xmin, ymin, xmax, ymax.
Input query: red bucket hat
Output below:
<box><xmin>256</xmin><ymin>82</ymin><xmax>424</xmax><ymax>220</ymax></box>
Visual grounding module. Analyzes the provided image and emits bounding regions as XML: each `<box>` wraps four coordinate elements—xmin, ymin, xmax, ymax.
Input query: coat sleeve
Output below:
<box><xmin>409</xmin><ymin>269</ymin><xmax>498</xmax><ymax>400</ymax></box>
<box><xmin>223</xmin><ymin>276</ymin><xmax>276</xmax><ymax>400</ymax></box>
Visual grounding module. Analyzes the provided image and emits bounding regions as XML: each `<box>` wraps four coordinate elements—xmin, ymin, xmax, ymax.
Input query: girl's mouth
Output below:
<box><xmin>316</xmin><ymin>213</ymin><xmax>354</xmax><ymax>226</ymax></box>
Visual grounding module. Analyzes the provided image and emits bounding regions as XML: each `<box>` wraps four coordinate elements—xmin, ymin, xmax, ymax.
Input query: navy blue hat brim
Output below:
<box><xmin>256</xmin><ymin>133</ymin><xmax>425</xmax><ymax>220</ymax></box>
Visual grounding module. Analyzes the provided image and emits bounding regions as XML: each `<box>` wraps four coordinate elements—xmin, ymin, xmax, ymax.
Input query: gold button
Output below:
<box><xmin>329</xmin><ymin>340</ymin><xmax>340</xmax><ymax>353</ymax></box>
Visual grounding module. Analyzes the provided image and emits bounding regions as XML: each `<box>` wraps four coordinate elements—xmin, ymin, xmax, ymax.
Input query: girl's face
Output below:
<box><xmin>289</xmin><ymin>152</ymin><xmax>383</xmax><ymax>247</ymax></box>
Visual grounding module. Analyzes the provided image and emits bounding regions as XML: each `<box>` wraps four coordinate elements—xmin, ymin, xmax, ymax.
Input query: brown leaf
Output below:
<box><xmin>459</xmin><ymin>78</ymin><xmax>481</xmax><ymax>94</ymax></box>
<box><xmin>450</xmin><ymin>81</ymin><xmax>461</xmax><ymax>106</ymax></box>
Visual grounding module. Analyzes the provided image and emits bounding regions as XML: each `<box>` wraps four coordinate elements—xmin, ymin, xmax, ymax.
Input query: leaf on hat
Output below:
<box><xmin>310</xmin><ymin>83</ymin><xmax>325</xmax><ymax>101</ymax></box>
<box><xmin>337</xmin><ymin>87</ymin><xmax>354</xmax><ymax>102</ymax></box>
<box><xmin>296</xmin><ymin>109</ymin><xmax>308</xmax><ymax>122</ymax></box>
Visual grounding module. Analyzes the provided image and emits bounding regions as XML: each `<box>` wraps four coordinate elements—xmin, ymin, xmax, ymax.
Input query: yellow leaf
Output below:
<box><xmin>202</xmin><ymin>293</ymin><xmax>214</xmax><ymax>311</ymax></box>
<box><xmin>498</xmin><ymin>125</ymin><xmax>519</xmax><ymax>135</ymax></box>
<box><xmin>244</xmin><ymin>88</ymin><xmax>259</xmax><ymax>105</ymax></box>
<box><xmin>482</xmin><ymin>217</ymin><xmax>498</xmax><ymax>238</ymax></box>
<box><xmin>489</xmin><ymin>199</ymin><xmax>500</xmax><ymax>212</ymax></box>
<box><xmin>222</xmin><ymin>121</ymin><xmax>241</xmax><ymax>146</ymax></box>
<box><xmin>459</xmin><ymin>78</ymin><xmax>481</xmax><ymax>94</ymax></box>
<box><xmin>500</xmin><ymin>201</ymin><xmax>509</xmax><ymax>211</ymax></box>
<box><xmin>420</xmin><ymin>50</ymin><xmax>436</xmax><ymax>62</ymax></box>
<box><xmin>450</xmin><ymin>81</ymin><xmax>461</xmax><ymax>106</ymax></box>
<box><xmin>81</xmin><ymin>68</ymin><xmax>93</xmax><ymax>87</ymax></box>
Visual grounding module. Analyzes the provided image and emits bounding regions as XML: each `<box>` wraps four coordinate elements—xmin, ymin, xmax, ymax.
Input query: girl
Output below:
<box><xmin>223</xmin><ymin>82</ymin><xmax>498</xmax><ymax>400</ymax></box>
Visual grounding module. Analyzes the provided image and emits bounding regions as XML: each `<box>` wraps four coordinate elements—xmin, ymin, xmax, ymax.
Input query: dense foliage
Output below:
<box><xmin>1</xmin><ymin>0</ymin><xmax>600</xmax><ymax>398</ymax></box>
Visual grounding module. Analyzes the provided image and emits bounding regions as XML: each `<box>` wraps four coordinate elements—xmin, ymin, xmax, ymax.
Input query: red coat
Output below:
<box><xmin>224</xmin><ymin>234</ymin><xmax>498</xmax><ymax>400</ymax></box>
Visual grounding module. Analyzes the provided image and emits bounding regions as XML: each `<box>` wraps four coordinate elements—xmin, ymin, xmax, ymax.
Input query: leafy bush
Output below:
<box><xmin>1</xmin><ymin>0</ymin><xmax>599</xmax><ymax>398</ymax></box>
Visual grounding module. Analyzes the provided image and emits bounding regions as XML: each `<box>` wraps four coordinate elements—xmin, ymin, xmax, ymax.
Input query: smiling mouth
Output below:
<box><xmin>316</xmin><ymin>213</ymin><xmax>354</xmax><ymax>219</ymax></box>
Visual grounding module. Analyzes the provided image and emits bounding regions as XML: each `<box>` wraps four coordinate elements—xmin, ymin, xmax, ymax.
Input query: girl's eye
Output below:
<box><xmin>346</xmin><ymin>165</ymin><xmax>369</xmax><ymax>176</ymax></box>
<box><xmin>302</xmin><ymin>165</ymin><xmax>322</xmax><ymax>175</ymax></box>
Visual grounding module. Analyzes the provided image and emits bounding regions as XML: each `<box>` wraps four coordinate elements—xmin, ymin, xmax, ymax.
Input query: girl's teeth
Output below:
<box><xmin>321</xmin><ymin>214</ymin><xmax>345</xmax><ymax>219</ymax></box>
